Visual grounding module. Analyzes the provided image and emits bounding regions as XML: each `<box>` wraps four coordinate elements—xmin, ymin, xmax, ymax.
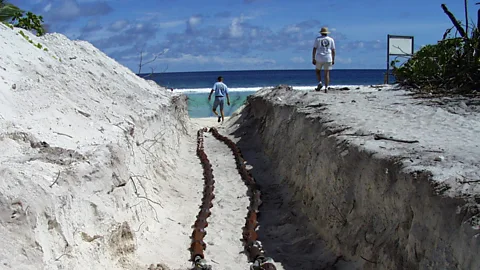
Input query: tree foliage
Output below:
<box><xmin>0</xmin><ymin>0</ymin><xmax>45</xmax><ymax>36</ymax></box>
<box><xmin>12</xmin><ymin>11</ymin><xmax>45</xmax><ymax>36</ymax></box>
<box><xmin>0</xmin><ymin>0</ymin><xmax>21</xmax><ymax>22</ymax></box>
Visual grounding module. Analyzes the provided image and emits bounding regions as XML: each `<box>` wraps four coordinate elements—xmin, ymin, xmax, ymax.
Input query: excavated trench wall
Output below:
<box><xmin>236</xmin><ymin>94</ymin><xmax>480</xmax><ymax>270</ymax></box>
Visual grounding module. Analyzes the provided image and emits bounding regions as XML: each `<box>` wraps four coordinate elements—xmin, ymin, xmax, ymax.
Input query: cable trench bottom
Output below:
<box><xmin>189</xmin><ymin>127</ymin><xmax>277</xmax><ymax>270</ymax></box>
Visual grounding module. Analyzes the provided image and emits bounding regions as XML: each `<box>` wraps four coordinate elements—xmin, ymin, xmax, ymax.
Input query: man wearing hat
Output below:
<box><xmin>312</xmin><ymin>27</ymin><xmax>336</xmax><ymax>92</ymax></box>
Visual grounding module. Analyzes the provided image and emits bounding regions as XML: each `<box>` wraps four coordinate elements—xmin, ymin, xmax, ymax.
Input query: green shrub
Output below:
<box><xmin>18</xmin><ymin>29</ymin><xmax>48</xmax><ymax>51</ymax></box>
<box><xmin>1</xmin><ymin>21</ymin><xmax>14</xmax><ymax>29</ymax></box>
<box><xmin>393</xmin><ymin>27</ymin><xmax>480</xmax><ymax>94</ymax></box>
<box><xmin>12</xmin><ymin>11</ymin><xmax>45</xmax><ymax>36</ymax></box>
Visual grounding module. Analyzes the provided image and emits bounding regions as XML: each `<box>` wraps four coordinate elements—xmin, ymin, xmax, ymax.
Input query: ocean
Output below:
<box><xmin>144</xmin><ymin>69</ymin><xmax>388</xmax><ymax>118</ymax></box>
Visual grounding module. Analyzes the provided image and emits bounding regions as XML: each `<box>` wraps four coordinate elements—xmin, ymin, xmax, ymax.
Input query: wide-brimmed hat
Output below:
<box><xmin>319</xmin><ymin>27</ymin><xmax>330</xmax><ymax>34</ymax></box>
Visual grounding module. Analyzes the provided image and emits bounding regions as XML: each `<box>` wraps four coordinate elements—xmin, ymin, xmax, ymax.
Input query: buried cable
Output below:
<box><xmin>189</xmin><ymin>128</ymin><xmax>213</xmax><ymax>270</ymax></box>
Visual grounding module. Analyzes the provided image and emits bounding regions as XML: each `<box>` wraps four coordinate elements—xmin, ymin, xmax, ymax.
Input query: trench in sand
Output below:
<box><xmin>190</xmin><ymin>119</ymin><xmax>358</xmax><ymax>270</ymax></box>
<box><xmin>219</xmin><ymin>91</ymin><xmax>480</xmax><ymax>270</ymax></box>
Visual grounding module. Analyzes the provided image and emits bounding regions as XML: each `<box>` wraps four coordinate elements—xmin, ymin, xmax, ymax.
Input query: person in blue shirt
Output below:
<box><xmin>208</xmin><ymin>76</ymin><xmax>231</xmax><ymax>123</ymax></box>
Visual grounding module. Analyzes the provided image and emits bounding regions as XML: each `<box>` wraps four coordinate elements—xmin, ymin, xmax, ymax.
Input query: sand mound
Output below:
<box><xmin>0</xmin><ymin>24</ymin><xmax>198</xmax><ymax>269</ymax></box>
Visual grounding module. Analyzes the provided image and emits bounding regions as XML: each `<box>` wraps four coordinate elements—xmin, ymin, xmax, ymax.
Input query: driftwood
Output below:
<box><xmin>441</xmin><ymin>4</ymin><xmax>467</xmax><ymax>38</ymax></box>
<box><xmin>373</xmin><ymin>134</ymin><xmax>419</xmax><ymax>144</ymax></box>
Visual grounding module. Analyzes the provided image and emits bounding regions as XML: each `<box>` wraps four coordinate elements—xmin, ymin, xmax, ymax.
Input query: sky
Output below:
<box><xmin>8</xmin><ymin>0</ymin><xmax>480</xmax><ymax>72</ymax></box>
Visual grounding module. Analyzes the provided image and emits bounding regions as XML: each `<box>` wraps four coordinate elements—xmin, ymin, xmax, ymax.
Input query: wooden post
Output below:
<box><xmin>386</xmin><ymin>35</ymin><xmax>390</xmax><ymax>84</ymax></box>
<box><xmin>465</xmin><ymin>0</ymin><xmax>469</xmax><ymax>34</ymax></box>
<box><xmin>478</xmin><ymin>3</ymin><xmax>480</xmax><ymax>33</ymax></box>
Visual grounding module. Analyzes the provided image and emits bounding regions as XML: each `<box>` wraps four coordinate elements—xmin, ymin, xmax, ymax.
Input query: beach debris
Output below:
<box><xmin>373</xmin><ymin>134</ymin><xmax>419</xmax><ymax>144</ymax></box>
<box><xmin>76</xmin><ymin>109</ymin><xmax>91</xmax><ymax>118</ymax></box>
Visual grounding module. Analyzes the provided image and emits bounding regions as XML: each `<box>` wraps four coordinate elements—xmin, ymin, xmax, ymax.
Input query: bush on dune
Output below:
<box><xmin>392</xmin><ymin>4</ymin><xmax>480</xmax><ymax>95</ymax></box>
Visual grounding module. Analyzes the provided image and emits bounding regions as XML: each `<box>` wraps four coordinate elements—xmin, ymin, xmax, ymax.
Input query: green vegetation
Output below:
<box><xmin>0</xmin><ymin>0</ymin><xmax>20</xmax><ymax>22</ymax></box>
<box><xmin>12</xmin><ymin>11</ymin><xmax>45</xmax><ymax>36</ymax></box>
<box><xmin>392</xmin><ymin>4</ymin><xmax>479</xmax><ymax>95</ymax></box>
<box><xmin>18</xmin><ymin>29</ymin><xmax>48</xmax><ymax>51</ymax></box>
<box><xmin>0</xmin><ymin>0</ymin><xmax>45</xmax><ymax>36</ymax></box>
<box><xmin>2</xmin><ymin>21</ymin><xmax>14</xmax><ymax>29</ymax></box>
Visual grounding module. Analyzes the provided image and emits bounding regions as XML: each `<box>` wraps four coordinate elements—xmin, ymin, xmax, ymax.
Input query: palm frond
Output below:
<box><xmin>0</xmin><ymin>4</ymin><xmax>22</xmax><ymax>22</ymax></box>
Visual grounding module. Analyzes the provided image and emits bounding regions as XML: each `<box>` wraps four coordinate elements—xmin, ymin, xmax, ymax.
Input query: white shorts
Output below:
<box><xmin>316</xmin><ymin>61</ymin><xmax>333</xmax><ymax>70</ymax></box>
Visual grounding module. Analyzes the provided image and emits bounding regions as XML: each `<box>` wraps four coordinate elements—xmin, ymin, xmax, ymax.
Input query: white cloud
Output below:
<box><xmin>43</xmin><ymin>3</ymin><xmax>52</xmax><ymax>12</ymax></box>
<box><xmin>186</xmin><ymin>15</ymin><xmax>202</xmax><ymax>33</ymax></box>
<box><xmin>57</xmin><ymin>0</ymin><xmax>81</xmax><ymax>18</ymax></box>
<box><xmin>285</xmin><ymin>26</ymin><xmax>300</xmax><ymax>33</ymax></box>
<box><xmin>158</xmin><ymin>54</ymin><xmax>275</xmax><ymax>66</ymax></box>
<box><xmin>291</xmin><ymin>56</ymin><xmax>305</xmax><ymax>63</ymax></box>
<box><xmin>158</xmin><ymin>20</ymin><xmax>184</xmax><ymax>29</ymax></box>
<box><xmin>110</xmin><ymin>20</ymin><xmax>128</xmax><ymax>31</ymax></box>
<box><xmin>337</xmin><ymin>57</ymin><xmax>352</xmax><ymax>64</ymax></box>
<box><xmin>230</xmin><ymin>17</ymin><xmax>244</xmax><ymax>38</ymax></box>
<box><xmin>188</xmin><ymin>16</ymin><xmax>202</xmax><ymax>26</ymax></box>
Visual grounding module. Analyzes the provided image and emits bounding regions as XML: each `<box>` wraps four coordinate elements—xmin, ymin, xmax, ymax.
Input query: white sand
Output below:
<box><xmin>0</xmin><ymin>23</ymin><xmax>297</xmax><ymax>270</ymax></box>
<box><xmin>253</xmin><ymin>85</ymin><xmax>480</xmax><ymax>201</ymax></box>
<box><xmin>202</xmin><ymin>132</ymin><xmax>251</xmax><ymax>269</ymax></box>
<box><xmin>0</xmin><ymin>24</ymin><xmax>206</xmax><ymax>269</ymax></box>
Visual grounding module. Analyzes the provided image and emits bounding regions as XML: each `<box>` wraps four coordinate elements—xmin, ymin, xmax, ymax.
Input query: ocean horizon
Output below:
<box><xmin>143</xmin><ymin>69</ymin><xmax>393</xmax><ymax>118</ymax></box>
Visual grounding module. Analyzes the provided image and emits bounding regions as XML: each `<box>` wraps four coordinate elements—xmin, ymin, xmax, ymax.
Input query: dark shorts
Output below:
<box><xmin>213</xmin><ymin>96</ymin><xmax>225</xmax><ymax>111</ymax></box>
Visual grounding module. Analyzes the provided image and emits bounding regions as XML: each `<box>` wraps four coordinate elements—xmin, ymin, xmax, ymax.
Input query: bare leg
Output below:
<box><xmin>212</xmin><ymin>108</ymin><xmax>219</xmax><ymax>116</ymax></box>
<box><xmin>324</xmin><ymin>69</ymin><xmax>330</xmax><ymax>92</ymax></box>
<box><xmin>220</xmin><ymin>109</ymin><xmax>225</xmax><ymax>123</ymax></box>
<box><xmin>315</xmin><ymin>69</ymin><xmax>322</xmax><ymax>83</ymax></box>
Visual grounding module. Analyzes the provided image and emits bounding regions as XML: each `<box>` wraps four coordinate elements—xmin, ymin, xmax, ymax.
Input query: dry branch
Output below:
<box><xmin>373</xmin><ymin>134</ymin><xmax>419</xmax><ymax>143</ymax></box>
<box><xmin>441</xmin><ymin>4</ymin><xmax>467</xmax><ymax>38</ymax></box>
<box><xmin>53</xmin><ymin>131</ymin><xmax>73</xmax><ymax>138</ymax></box>
<box><xmin>129</xmin><ymin>174</ymin><xmax>163</xmax><ymax>223</ymax></box>
<box><xmin>49</xmin><ymin>171</ymin><xmax>61</xmax><ymax>188</ymax></box>
<box><xmin>458</xmin><ymin>174</ymin><xmax>480</xmax><ymax>184</ymax></box>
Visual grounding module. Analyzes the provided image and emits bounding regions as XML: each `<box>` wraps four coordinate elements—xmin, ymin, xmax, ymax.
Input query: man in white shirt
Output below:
<box><xmin>312</xmin><ymin>27</ymin><xmax>336</xmax><ymax>92</ymax></box>
<box><xmin>208</xmin><ymin>76</ymin><xmax>230</xmax><ymax>123</ymax></box>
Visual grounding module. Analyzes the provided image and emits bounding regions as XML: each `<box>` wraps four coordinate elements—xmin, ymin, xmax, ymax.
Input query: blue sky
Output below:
<box><xmin>9</xmin><ymin>0</ymin><xmax>479</xmax><ymax>72</ymax></box>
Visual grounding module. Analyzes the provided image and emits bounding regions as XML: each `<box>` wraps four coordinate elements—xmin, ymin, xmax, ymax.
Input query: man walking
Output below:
<box><xmin>312</xmin><ymin>27</ymin><xmax>336</xmax><ymax>92</ymax></box>
<box><xmin>208</xmin><ymin>76</ymin><xmax>230</xmax><ymax>123</ymax></box>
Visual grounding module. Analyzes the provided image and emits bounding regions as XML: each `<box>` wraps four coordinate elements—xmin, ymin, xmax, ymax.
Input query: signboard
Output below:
<box><xmin>386</xmin><ymin>34</ymin><xmax>414</xmax><ymax>83</ymax></box>
<box><xmin>388</xmin><ymin>36</ymin><xmax>414</xmax><ymax>55</ymax></box>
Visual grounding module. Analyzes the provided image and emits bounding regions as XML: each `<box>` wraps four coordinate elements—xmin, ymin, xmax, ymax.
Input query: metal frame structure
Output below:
<box><xmin>386</xmin><ymin>34</ymin><xmax>414</xmax><ymax>84</ymax></box>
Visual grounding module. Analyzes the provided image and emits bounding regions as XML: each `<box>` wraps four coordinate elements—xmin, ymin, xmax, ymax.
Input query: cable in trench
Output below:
<box><xmin>189</xmin><ymin>127</ymin><xmax>213</xmax><ymax>270</ymax></box>
<box><xmin>209</xmin><ymin>127</ymin><xmax>277</xmax><ymax>270</ymax></box>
